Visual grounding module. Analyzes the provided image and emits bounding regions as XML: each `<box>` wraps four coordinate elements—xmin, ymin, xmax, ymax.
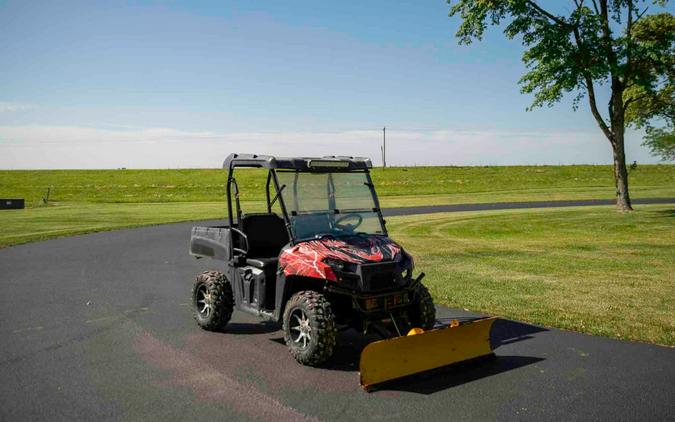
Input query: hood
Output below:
<box><xmin>299</xmin><ymin>235</ymin><xmax>403</xmax><ymax>264</ymax></box>
<box><xmin>279</xmin><ymin>235</ymin><xmax>406</xmax><ymax>281</ymax></box>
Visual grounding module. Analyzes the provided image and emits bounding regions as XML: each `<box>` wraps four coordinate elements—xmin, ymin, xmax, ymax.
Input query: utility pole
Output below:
<box><xmin>382</xmin><ymin>126</ymin><xmax>386</xmax><ymax>168</ymax></box>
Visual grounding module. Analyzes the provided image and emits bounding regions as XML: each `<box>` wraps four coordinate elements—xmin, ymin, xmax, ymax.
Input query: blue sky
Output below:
<box><xmin>0</xmin><ymin>0</ymin><xmax>669</xmax><ymax>168</ymax></box>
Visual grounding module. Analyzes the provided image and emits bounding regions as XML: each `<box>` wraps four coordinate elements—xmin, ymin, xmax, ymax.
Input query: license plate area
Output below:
<box><xmin>383</xmin><ymin>293</ymin><xmax>407</xmax><ymax>309</ymax></box>
<box><xmin>362</xmin><ymin>293</ymin><xmax>409</xmax><ymax>311</ymax></box>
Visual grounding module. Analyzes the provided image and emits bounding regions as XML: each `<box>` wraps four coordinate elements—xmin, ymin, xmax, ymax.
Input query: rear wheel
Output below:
<box><xmin>282</xmin><ymin>291</ymin><xmax>337</xmax><ymax>366</ymax></box>
<box><xmin>408</xmin><ymin>283</ymin><xmax>436</xmax><ymax>330</ymax></box>
<box><xmin>192</xmin><ymin>271</ymin><xmax>234</xmax><ymax>331</ymax></box>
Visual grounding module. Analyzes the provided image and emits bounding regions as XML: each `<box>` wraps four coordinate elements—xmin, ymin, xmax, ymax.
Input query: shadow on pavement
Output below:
<box><xmin>490</xmin><ymin>318</ymin><xmax>548</xmax><ymax>348</ymax></box>
<box><xmin>375</xmin><ymin>354</ymin><xmax>544</xmax><ymax>394</ymax></box>
<box><xmin>224</xmin><ymin>321</ymin><xmax>280</xmax><ymax>335</ymax></box>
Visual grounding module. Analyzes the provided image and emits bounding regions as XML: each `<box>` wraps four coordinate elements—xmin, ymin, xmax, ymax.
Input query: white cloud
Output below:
<box><xmin>0</xmin><ymin>124</ymin><xmax>658</xmax><ymax>169</ymax></box>
<box><xmin>0</xmin><ymin>102</ymin><xmax>35</xmax><ymax>112</ymax></box>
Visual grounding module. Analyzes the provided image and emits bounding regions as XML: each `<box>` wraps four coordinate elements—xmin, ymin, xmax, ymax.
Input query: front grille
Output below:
<box><xmin>357</xmin><ymin>261</ymin><xmax>401</xmax><ymax>292</ymax></box>
<box><xmin>368</xmin><ymin>272</ymin><xmax>395</xmax><ymax>291</ymax></box>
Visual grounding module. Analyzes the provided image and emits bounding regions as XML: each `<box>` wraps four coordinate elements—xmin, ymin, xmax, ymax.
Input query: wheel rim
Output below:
<box><xmin>196</xmin><ymin>284</ymin><xmax>212</xmax><ymax>318</ymax></box>
<box><xmin>289</xmin><ymin>308</ymin><xmax>312</xmax><ymax>349</ymax></box>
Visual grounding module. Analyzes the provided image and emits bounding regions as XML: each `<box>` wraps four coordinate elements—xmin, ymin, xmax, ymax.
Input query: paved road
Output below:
<box><xmin>381</xmin><ymin>197</ymin><xmax>675</xmax><ymax>216</ymax></box>
<box><xmin>1</xmin><ymin>219</ymin><xmax>674</xmax><ymax>421</ymax></box>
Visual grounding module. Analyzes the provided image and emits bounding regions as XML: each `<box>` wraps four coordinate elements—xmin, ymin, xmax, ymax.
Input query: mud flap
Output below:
<box><xmin>359</xmin><ymin>317</ymin><xmax>497</xmax><ymax>390</ymax></box>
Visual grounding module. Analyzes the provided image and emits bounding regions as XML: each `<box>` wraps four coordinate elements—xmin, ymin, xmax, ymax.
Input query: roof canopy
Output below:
<box><xmin>223</xmin><ymin>153</ymin><xmax>373</xmax><ymax>171</ymax></box>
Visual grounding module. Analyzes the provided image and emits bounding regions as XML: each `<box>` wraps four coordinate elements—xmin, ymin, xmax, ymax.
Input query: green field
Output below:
<box><xmin>2</xmin><ymin>164</ymin><xmax>674</xmax><ymax>207</ymax></box>
<box><xmin>388</xmin><ymin>205</ymin><xmax>675</xmax><ymax>346</ymax></box>
<box><xmin>2</xmin><ymin>164</ymin><xmax>673</xmax><ymax>248</ymax></box>
<box><xmin>0</xmin><ymin>202</ymin><xmax>226</xmax><ymax>248</ymax></box>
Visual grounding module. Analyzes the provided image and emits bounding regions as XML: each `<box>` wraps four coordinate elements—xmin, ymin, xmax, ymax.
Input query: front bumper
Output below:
<box><xmin>330</xmin><ymin>259</ymin><xmax>411</xmax><ymax>292</ymax></box>
<box><xmin>325</xmin><ymin>273</ymin><xmax>423</xmax><ymax>315</ymax></box>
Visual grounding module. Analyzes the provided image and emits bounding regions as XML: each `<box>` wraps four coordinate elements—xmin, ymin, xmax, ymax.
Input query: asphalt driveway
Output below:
<box><xmin>0</xmin><ymin>219</ymin><xmax>673</xmax><ymax>421</ymax></box>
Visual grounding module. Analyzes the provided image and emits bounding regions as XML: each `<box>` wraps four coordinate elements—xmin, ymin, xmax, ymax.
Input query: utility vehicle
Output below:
<box><xmin>189</xmin><ymin>154</ymin><xmax>495</xmax><ymax>389</ymax></box>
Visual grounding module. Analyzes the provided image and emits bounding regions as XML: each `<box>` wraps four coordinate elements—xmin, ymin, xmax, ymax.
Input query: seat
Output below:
<box><xmin>240</xmin><ymin>213</ymin><xmax>289</xmax><ymax>259</ymax></box>
<box><xmin>246</xmin><ymin>257</ymin><xmax>278</xmax><ymax>269</ymax></box>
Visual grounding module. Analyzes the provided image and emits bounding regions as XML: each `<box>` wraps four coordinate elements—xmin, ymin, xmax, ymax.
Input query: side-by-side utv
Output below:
<box><xmin>189</xmin><ymin>153</ymin><xmax>495</xmax><ymax>389</ymax></box>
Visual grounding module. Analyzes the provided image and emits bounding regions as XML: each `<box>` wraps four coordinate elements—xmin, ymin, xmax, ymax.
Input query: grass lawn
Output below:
<box><xmin>2</xmin><ymin>164</ymin><xmax>674</xmax><ymax>207</ymax></box>
<box><xmin>0</xmin><ymin>202</ymin><xmax>228</xmax><ymax>248</ymax></box>
<box><xmin>387</xmin><ymin>205</ymin><xmax>675</xmax><ymax>346</ymax></box>
<box><xmin>4</xmin><ymin>164</ymin><xmax>672</xmax><ymax>248</ymax></box>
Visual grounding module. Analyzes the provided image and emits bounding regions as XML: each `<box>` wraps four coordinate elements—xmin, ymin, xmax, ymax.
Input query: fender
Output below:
<box><xmin>273</xmin><ymin>272</ymin><xmax>328</xmax><ymax>322</ymax></box>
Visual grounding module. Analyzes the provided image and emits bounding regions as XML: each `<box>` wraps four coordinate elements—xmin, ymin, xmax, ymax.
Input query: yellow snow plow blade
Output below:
<box><xmin>359</xmin><ymin>317</ymin><xmax>497</xmax><ymax>389</ymax></box>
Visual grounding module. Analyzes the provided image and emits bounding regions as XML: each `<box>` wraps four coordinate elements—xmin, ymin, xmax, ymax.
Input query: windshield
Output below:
<box><xmin>275</xmin><ymin>171</ymin><xmax>386</xmax><ymax>240</ymax></box>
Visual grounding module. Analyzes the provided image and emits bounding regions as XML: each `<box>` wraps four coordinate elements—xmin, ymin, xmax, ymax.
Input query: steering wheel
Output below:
<box><xmin>333</xmin><ymin>213</ymin><xmax>363</xmax><ymax>232</ymax></box>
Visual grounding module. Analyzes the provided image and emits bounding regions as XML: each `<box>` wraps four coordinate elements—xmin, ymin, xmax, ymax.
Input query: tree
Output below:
<box><xmin>623</xmin><ymin>12</ymin><xmax>675</xmax><ymax>161</ymax></box>
<box><xmin>448</xmin><ymin>0</ymin><xmax>674</xmax><ymax>211</ymax></box>
<box><xmin>643</xmin><ymin>127</ymin><xmax>675</xmax><ymax>160</ymax></box>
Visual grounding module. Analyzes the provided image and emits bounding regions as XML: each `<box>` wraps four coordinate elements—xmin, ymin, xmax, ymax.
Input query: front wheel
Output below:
<box><xmin>282</xmin><ymin>291</ymin><xmax>337</xmax><ymax>366</ymax></box>
<box><xmin>408</xmin><ymin>283</ymin><xmax>436</xmax><ymax>330</ymax></box>
<box><xmin>192</xmin><ymin>271</ymin><xmax>234</xmax><ymax>331</ymax></box>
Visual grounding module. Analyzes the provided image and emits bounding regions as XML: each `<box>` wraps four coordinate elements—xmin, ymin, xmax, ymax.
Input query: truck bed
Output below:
<box><xmin>189</xmin><ymin>226</ymin><xmax>232</xmax><ymax>261</ymax></box>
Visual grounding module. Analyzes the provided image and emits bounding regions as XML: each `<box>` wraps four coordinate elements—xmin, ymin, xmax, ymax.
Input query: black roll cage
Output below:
<box><xmin>223</xmin><ymin>153</ymin><xmax>387</xmax><ymax>245</ymax></box>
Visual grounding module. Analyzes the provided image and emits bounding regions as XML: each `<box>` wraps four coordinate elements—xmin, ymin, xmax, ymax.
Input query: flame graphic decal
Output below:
<box><xmin>279</xmin><ymin>235</ymin><xmax>402</xmax><ymax>281</ymax></box>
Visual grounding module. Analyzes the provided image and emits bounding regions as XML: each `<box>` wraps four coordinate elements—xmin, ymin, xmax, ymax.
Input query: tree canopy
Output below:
<box><xmin>449</xmin><ymin>0</ymin><xmax>674</xmax><ymax>160</ymax></box>
<box><xmin>623</xmin><ymin>12</ymin><xmax>675</xmax><ymax>160</ymax></box>
<box><xmin>448</xmin><ymin>0</ymin><xmax>674</xmax><ymax>210</ymax></box>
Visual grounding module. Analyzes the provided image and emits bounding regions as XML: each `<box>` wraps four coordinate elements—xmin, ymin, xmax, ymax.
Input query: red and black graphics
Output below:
<box><xmin>279</xmin><ymin>235</ymin><xmax>403</xmax><ymax>281</ymax></box>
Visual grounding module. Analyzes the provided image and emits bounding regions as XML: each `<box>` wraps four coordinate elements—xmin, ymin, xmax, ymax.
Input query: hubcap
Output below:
<box><xmin>289</xmin><ymin>308</ymin><xmax>312</xmax><ymax>349</ymax></box>
<box><xmin>196</xmin><ymin>284</ymin><xmax>213</xmax><ymax>318</ymax></box>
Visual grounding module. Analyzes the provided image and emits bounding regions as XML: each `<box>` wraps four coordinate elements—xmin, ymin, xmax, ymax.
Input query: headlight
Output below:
<box><xmin>323</xmin><ymin>258</ymin><xmax>357</xmax><ymax>273</ymax></box>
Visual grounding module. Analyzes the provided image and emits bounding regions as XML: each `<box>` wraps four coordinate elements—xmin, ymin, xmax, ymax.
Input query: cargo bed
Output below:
<box><xmin>189</xmin><ymin>226</ymin><xmax>232</xmax><ymax>261</ymax></box>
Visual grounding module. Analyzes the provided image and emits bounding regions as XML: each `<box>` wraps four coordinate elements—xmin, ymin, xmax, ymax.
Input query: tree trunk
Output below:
<box><xmin>611</xmin><ymin>130</ymin><xmax>633</xmax><ymax>212</ymax></box>
<box><xmin>584</xmin><ymin>76</ymin><xmax>634</xmax><ymax>212</ymax></box>
<box><xmin>608</xmin><ymin>81</ymin><xmax>633</xmax><ymax>212</ymax></box>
